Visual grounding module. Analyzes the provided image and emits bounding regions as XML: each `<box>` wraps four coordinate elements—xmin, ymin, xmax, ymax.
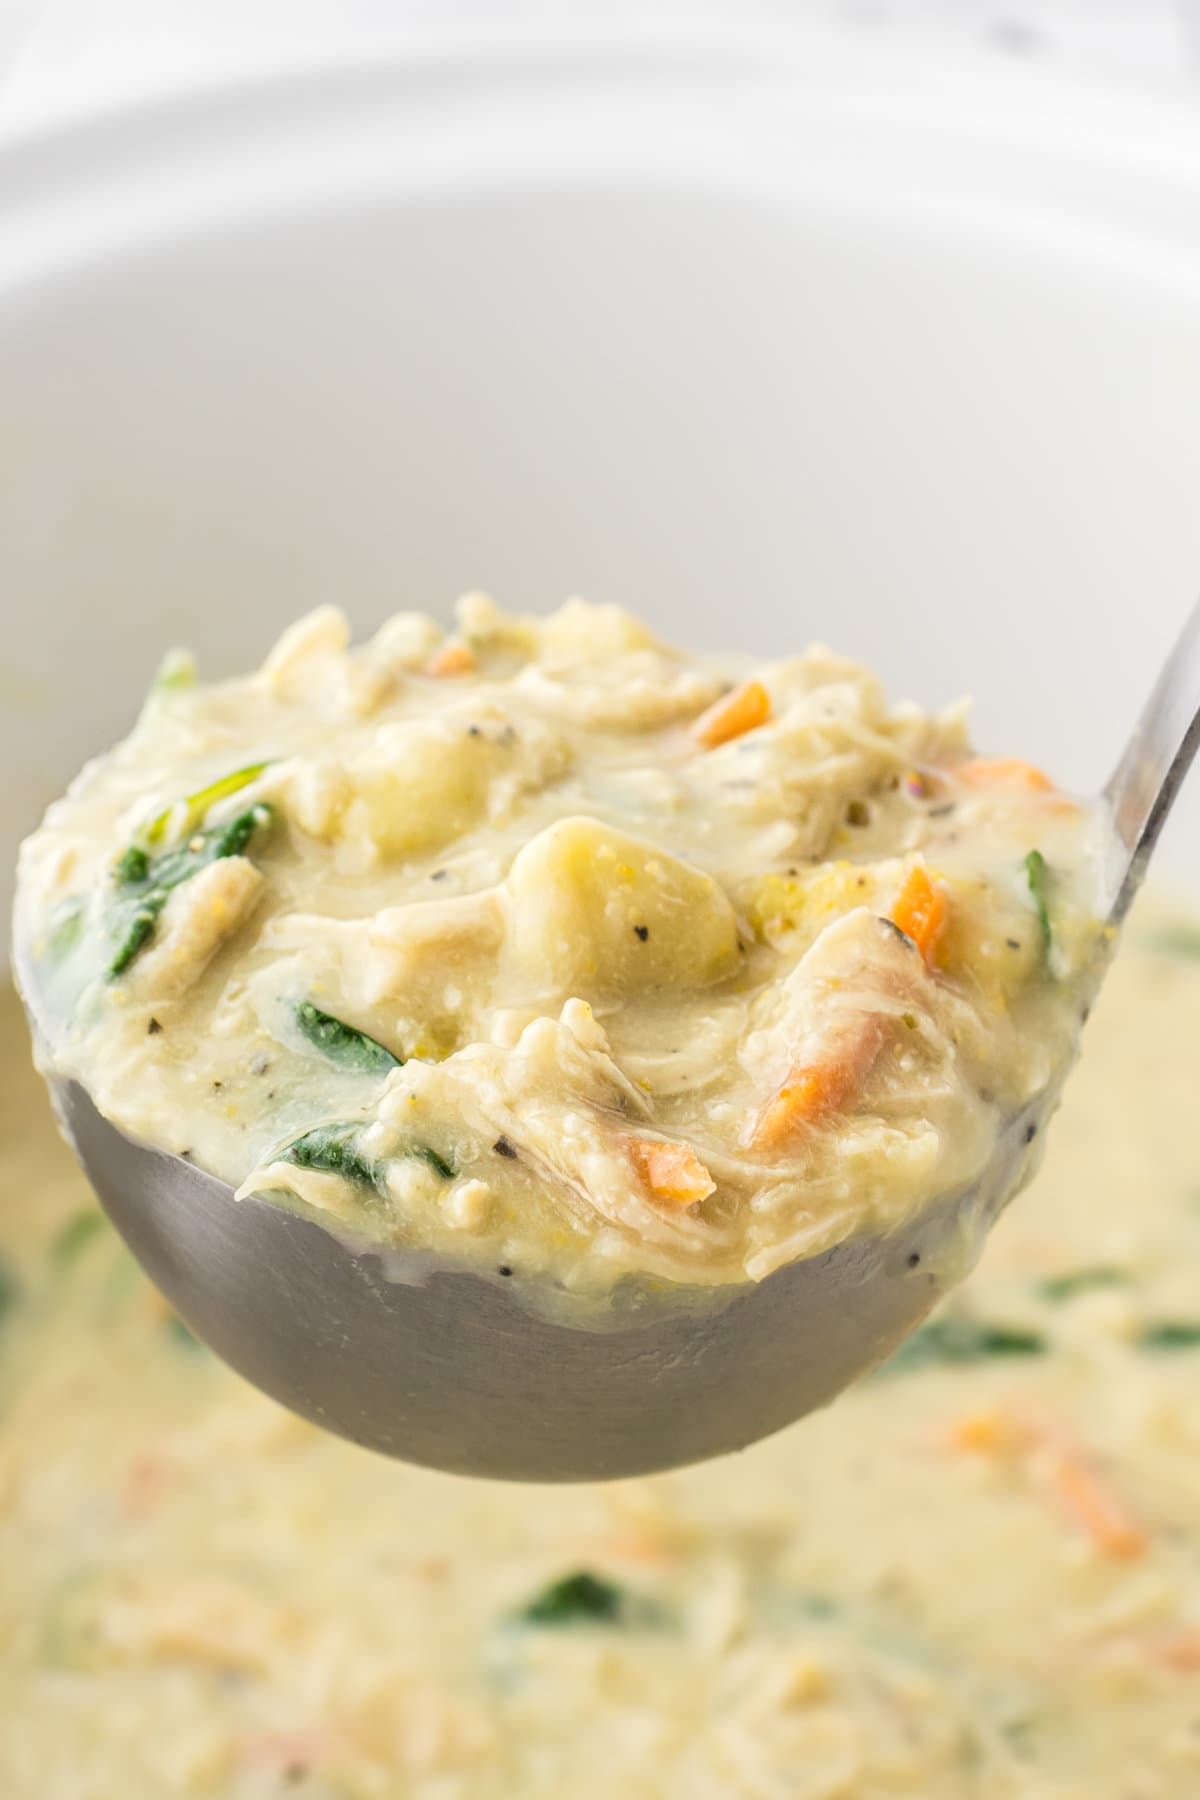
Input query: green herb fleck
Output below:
<box><xmin>1138</xmin><ymin>1321</ymin><xmax>1200</xmax><ymax>1350</ymax></box>
<box><xmin>295</xmin><ymin>1002</ymin><xmax>401</xmax><ymax>1074</ymax></box>
<box><xmin>1038</xmin><ymin>1266</ymin><xmax>1127</xmax><ymax>1303</ymax></box>
<box><xmin>1024</xmin><ymin>850</ymin><xmax>1052</xmax><ymax>954</ymax></box>
<box><xmin>885</xmin><ymin>1315</ymin><xmax>1046</xmax><ymax>1372</ymax></box>
<box><xmin>518</xmin><ymin>1571</ymin><xmax>625</xmax><ymax>1626</ymax></box>
<box><xmin>107</xmin><ymin>802</ymin><xmax>274</xmax><ymax>979</ymax></box>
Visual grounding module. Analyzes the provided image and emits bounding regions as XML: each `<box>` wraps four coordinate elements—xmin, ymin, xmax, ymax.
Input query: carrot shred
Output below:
<box><xmin>749</xmin><ymin>1017</ymin><xmax>886</xmax><ymax>1150</ymax></box>
<box><xmin>890</xmin><ymin>864</ymin><xmax>946</xmax><ymax>965</ymax></box>
<box><xmin>949</xmin><ymin>1406</ymin><xmax>1145</xmax><ymax>1561</ymax></box>
<box><xmin>1043</xmin><ymin>1447</ymin><xmax>1146</xmax><ymax>1561</ymax></box>
<box><xmin>955</xmin><ymin>757</ymin><xmax>1054</xmax><ymax>793</ymax></box>
<box><xmin>693</xmin><ymin>679</ymin><xmax>771</xmax><ymax>750</ymax></box>
<box><xmin>628</xmin><ymin>1137</ymin><xmax>716</xmax><ymax>1206</ymax></box>
<box><xmin>425</xmin><ymin>640</ymin><xmax>474</xmax><ymax>677</ymax></box>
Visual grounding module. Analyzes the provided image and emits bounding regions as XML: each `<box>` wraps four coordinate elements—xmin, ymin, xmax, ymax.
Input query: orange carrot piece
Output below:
<box><xmin>948</xmin><ymin>1408</ymin><xmax>1031</xmax><ymax>1457</ymax></box>
<box><xmin>890</xmin><ymin>864</ymin><xmax>946</xmax><ymax>965</ymax></box>
<box><xmin>426</xmin><ymin>640</ymin><xmax>474</xmax><ymax>677</ymax></box>
<box><xmin>1155</xmin><ymin>1631</ymin><xmax>1200</xmax><ymax>1673</ymax></box>
<box><xmin>1043</xmin><ymin>1447</ymin><xmax>1145</xmax><ymax>1560</ymax></box>
<box><xmin>628</xmin><ymin>1137</ymin><xmax>716</xmax><ymax>1206</ymax></box>
<box><xmin>749</xmin><ymin>1017</ymin><xmax>886</xmax><ymax>1150</ymax></box>
<box><xmin>693</xmin><ymin>679</ymin><xmax>771</xmax><ymax>750</ymax></box>
<box><xmin>956</xmin><ymin>757</ymin><xmax>1054</xmax><ymax>793</ymax></box>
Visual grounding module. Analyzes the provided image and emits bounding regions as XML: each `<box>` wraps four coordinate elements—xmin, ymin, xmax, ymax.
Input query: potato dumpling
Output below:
<box><xmin>299</xmin><ymin>716</ymin><xmax>569</xmax><ymax>859</ymax></box>
<box><xmin>342</xmin><ymin>720</ymin><xmax>496</xmax><ymax>856</ymax></box>
<box><xmin>742</xmin><ymin>861</ymin><xmax>896</xmax><ymax>953</ymax></box>
<box><xmin>504</xmin><ymin>816</ymin><xmax>740</xmax><ymax>999</ymax></box>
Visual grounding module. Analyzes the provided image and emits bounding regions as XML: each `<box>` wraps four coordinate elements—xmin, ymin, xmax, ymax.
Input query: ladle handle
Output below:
<box><xmin>1105</xmin><ymin>595</ymin><xmax>1200</xmax><ymax>924</ymax></box>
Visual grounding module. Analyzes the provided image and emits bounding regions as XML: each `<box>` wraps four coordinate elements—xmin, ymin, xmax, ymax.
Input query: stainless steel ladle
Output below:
<box><xmin>16</xmin><ymin>601</ymin><xmax>1200</xmax><ymax>1481</ymax></box>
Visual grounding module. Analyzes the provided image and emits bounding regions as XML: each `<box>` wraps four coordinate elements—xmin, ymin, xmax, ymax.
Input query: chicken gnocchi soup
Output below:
<box><xmin>15</xmin><ymin>597</ymin><xmax>1106</xmax><ymax>1297</ymax></box>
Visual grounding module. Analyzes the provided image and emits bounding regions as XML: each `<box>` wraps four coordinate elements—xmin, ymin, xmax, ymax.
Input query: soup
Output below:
<box><xmin>4</xmin><ymin>905</ymin><xmax>1200</xmax><ymax>1797</ymax></box>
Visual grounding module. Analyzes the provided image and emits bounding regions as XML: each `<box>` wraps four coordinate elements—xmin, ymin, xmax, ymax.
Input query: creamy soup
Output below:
<box><xmin>15</xmin><ymin>599</ymin><xmax>1105</xmax><ymax>1297</ymax></box>
<box><xmin>5</xmin><ymin>910</ymin><xmax>1200</xmax><ymax>1798</ymax></box>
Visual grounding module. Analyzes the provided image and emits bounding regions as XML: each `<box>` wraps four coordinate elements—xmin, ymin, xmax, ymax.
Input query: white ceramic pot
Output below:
<box><xmin>4</xmin><ymin>26</ymin><xmax>1200</xmax><ymax>934</ymax></box>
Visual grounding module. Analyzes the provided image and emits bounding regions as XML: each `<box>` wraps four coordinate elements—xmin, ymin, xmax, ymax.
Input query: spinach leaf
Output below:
<box><xmin>295</xmin><ymin>1002</ymin><xmax>401</xmax><ymax>1074</ymax></box>
<box><xmin>518</xmin><ymin>1571</ymin><xmax>625</xmax><ymax>1626</ymax></box>
<box><xmin>278</xmin><ymin>1121</ymin><xmax>454</xmax><ymax>1192</ymax></box>
<box><xmin>1038</xmin><ymin>1266</ymin><xmax>1127</xmax><ymax>1303</ymax></box>
<box><xmin>1139</xmin><ymin>1321</ymin><xmax>1200</xmax><ymax>1350</ymax></box>
<box><xmin>885</xmin><ymin>1315</ymin><xmax>1046</xmax><ymax>1372</ymax></box>
<box><xmin>1024</xmin><ymin>850</ymin><xmax>1052</xmax><ymax>954</ymax></box>
<box><xmin>413</xmin><ymin>1144</ymin><xmax>456</xmax><ymax>1182</ymax></box>
<box><xmin>280</xmin><ymin>1121</ymin><xmax>380</xmax><ymax>1188</ymax></box>
<box><xmin>145</xmin><ymin>761</ymin><xmax>272</xmax><ymax>848</ymax></box>
<box><xmin>107</xmin><ymin>801</ymin><xmax>274</xmax><ymax>979</ymax></box>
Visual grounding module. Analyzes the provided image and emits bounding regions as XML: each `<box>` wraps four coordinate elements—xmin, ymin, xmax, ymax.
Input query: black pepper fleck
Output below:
<box><xmin>494</xmin><ymin>1136</ymin><xmax>518</xmax><ymax>1159</ymax></box>
<box><xmin>1025</xmin><ymin>1123</ymin><xmax>1037</xmax><ymax>1144</ymax></box>
<box><xmin>430</xmin><ymin>869</ymin><xmax>448</xmax><ymax>882</ymax></box>
<box><xmin>498</xmin><ymin>1265</ymin><xmax>513</xmax><ymax>1278</ymax></box>
<box><xmin>907</xmin><ymin>1251</ymin><xmax>921</xmax><ymax>1268</ymax></box>
<box><xmin>1005</xmin><ymin>938</ymin><xmax>1021</xmax><ymax>951</ymax></box>
<box><xmin>467</xmin><ymin>724</ymin><xmax>482</xmax><ymax>738</ymax></box>
<box><xmin>633</xmin><ymin>924</ymin><xmax>649</xmax><ymax>942</ymax></box>
<box><xmin>927</xmin><ymin>803</ymin><xmax>956</xmax><ymax>819</ymax></box>
<box><xmin>250</xmin><ymin>1053</ymin><xmax>271</xmax><ymax>1076</ymax></box>
<box><xmin>211</xmin><ymin>1080</ymin><xmax>223</xmax><ymax>1091</ymax></box>
<box><xmin>147</xmin><ymin>1017</ymin><xmax>163</xmax><ymax>1035</ymax></box>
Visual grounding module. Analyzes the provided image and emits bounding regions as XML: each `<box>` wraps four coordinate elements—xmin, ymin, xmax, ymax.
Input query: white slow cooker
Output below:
<box><xmin>4</xmin><ymin>25</ymin><xmax>1200</xmax><ymax>931</ymax></box>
